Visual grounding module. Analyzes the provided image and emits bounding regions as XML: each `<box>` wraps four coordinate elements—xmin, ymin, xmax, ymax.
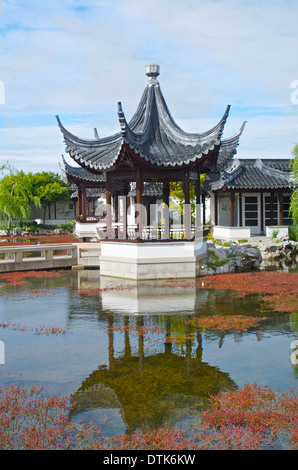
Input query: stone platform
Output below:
<box><xmin>99</xmin><ymin>239</ymin><xmax>207</xmax><ymax>280</ymax></box>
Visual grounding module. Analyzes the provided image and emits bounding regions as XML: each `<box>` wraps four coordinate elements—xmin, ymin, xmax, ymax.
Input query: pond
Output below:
<box><xmin>0</xmin><ymin>268</ymin><xmax>297</xmax><ymax>446</ymax></box>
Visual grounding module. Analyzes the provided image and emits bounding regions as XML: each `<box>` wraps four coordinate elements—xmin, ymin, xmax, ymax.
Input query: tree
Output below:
<box><xmin>0</xmin><ymin>165</ymin><xmax>40</xmax><ymax>232</ymax></box>
<box><xmin>28</xmin><ymin>172</ymin><xmax>70</xmax><ymax>223</ymax></box>
<box><xmin>289</xmin><ymin>144</ymin><xmax>298</xmax><ymax>237</ymax></box>
<box><xmin>170</xmin><ymin>174</ymin><xmax>205</xmax><ymax>224</ymax></box>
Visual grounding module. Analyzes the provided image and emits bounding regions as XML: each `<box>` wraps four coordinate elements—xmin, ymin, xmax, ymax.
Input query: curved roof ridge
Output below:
<box><xmin>56</xmin><ymin>64</ymin><xmax>244</xmax><ymax>171</ymax></box>
<box><xmin>255</xmin><ymin>159</ymin><xmax>292</xmax><ymax>180</ymax></box>
<box><xmin>56</xmin><ymin>115</ymin><xmax>122</xmax><ymax>147</ymax></box>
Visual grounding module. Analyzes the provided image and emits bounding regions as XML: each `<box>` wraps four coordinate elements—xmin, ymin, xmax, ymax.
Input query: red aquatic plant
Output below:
<box><xmin>192</xmin><ymin>315</ymin><xmax>268</xmax><ymax>332</ymax></box>
<box><xmin>0</xmin><ymin>382</ymin><xmax>296</xmax><ymax>450</ymax></box>
<box><xmin>198</xmin><ymin>271</ymin><xmax>298</xmax><ymax>314</ymax></box>
<box><xmin>0</xmin><ymin>321</ymin><xmax>65</xmax><ymax>335</ymax></box>
<box><xmin>200</xmin><ymin>381</ymin><xmax>298</xmax><ymax>450</ymax></box>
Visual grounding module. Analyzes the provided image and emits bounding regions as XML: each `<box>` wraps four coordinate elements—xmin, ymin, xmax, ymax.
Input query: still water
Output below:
<box><xmin>0</xmin><ymin>269</ymin><xmax>297</xmax><ymax>436</ymax></box>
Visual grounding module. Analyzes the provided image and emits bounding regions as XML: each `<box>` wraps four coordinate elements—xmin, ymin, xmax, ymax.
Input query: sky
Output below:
<box><xmin>0</xmin><ymin>0</ymin><xmax>298</xmax><ymax>173</ymax></box>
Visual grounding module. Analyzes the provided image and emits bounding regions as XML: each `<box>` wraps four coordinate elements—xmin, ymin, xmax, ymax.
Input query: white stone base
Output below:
<box><xmin>265</xmin><ymin>225</ymin><xmax>289</xmax><ymax>238</ymax></box>
<box><xmin>213</xmin><ymin>225</ymin><xmax>251</xmax><ymax>240</ymax></box>
<box><xmin>100</xmin><ymin>239</ymin><xmax>207</xmax><ymax>280</ymax></box>
<box><xmin>75</xmin><ymin>221</ymin><xmax>102</xmax><ymax>240</ymax></box>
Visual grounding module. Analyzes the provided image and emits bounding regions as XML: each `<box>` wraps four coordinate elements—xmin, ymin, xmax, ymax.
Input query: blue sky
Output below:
<box><xmin>0</xmin><ymin>0</ymin><xmax>297</xmax><ymax>173</ymax></box>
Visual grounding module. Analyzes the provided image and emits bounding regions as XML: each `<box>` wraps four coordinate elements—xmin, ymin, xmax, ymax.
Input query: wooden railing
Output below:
<box><xmin>96</xmin><ymin>225</ymin><xmax>211</xmax><ymax>242</ymax></box>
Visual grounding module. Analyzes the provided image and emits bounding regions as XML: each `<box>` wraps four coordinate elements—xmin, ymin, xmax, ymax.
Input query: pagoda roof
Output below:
<box><xmin>204</xmin><ymin>158</ymin><xmax>293</xmax><ymax>191</ymax></box>
<box><xmin>56</xmin><ymin>64</ymin><xmax>245</xmax><ymax>172</ymax></box>
<box><xmin>59</xmin><ymin>155</ymin><xmax>106</xmax><ymax>183</ymax></box>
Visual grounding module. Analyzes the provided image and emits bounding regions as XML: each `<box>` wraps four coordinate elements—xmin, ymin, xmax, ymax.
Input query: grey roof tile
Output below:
<box><xmin>56</xmin><ymin>65</ymin><xmax>243</xmax><ymax>172</ymax></box>
<box><xmin>204</xmin><ymin>159</ymin><xmax>293</xmax><ymax>191</ymax></box>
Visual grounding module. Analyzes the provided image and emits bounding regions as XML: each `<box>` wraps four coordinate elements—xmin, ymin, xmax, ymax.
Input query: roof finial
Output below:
<box><xmin>145</xmin><ymin>63</ymin><xmax>160</xmax><ymax>79</ymax></box>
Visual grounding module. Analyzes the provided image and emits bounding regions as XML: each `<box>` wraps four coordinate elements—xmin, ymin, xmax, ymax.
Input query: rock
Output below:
<box><xmin>261</xmin><ymin>239</ymin><xmax>297</xmax><ymax>260</ymax></box>
<box><xmin>0</xmin><ymin>230</ymin><xmax>9</xmax><ymax>236</ymax></box>
<box><xmin>198</xmin><ymin>242</ymin><xmax>262</xmax><ymax>276</ymax></box>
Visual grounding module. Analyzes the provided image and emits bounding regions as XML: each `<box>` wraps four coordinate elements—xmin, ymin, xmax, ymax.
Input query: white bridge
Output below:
<box><xmin>0</xmin><ymin>243</ymin><xmax>101</xmax><ymax>273</ymax></box>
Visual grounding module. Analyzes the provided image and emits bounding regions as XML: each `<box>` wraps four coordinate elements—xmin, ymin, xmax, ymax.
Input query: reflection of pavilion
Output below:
<box><xmin>100</xmin><ymin>275</ymin><xmax>206</xmax><ymax>315</ymax></box>
<box><xmin>70</xmin><ymin>314</ymin><xmax>235</xmax><ymax>433</ymax></box>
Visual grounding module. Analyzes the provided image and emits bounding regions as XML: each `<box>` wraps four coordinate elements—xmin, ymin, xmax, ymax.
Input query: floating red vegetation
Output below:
<box><xmin>0</xmin><ymin>321</ymin><xmax>65</xmax><ymax>335</ymax></box>
<box><xmin>201</xmin><ymin>381</ymin><xmax>298</xmax><ymax>450</ymax></box>
<box><xmin>200</xmin><ymin>271</ymin><xmax>298</xmax><ymax>296</ymax></box>
<box><xmin>192</xmin><ymin>315</ymin><xmax>268</xmax><ymax>332</ymax></box>
<box><xmin>0</xmin><ymin>382</ymin><xmax>296</xmax><ymax>450</ymax></box>
<box><xmin>199</xmin><ymin>271</ymin><xmax>298</xmax><ymax>314</ymax></box>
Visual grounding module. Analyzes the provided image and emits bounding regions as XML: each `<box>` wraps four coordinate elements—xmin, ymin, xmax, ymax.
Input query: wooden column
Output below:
<box><xmin>239</xmin><ymin>192</ymin><xmax>243</xmax><ymax>227</ymax></box>
<box><xmin>230</xmin><ymin>191</ymin><xmax>235</xmax><ymax>227</ymax></box>
<box><xmin>183</xmin><ymin>170</ymin><xmax>191</xmax><ymax>239</ymax></box>
<box><xmin>278</xmin><ymin>190</ymin><xmax>284</xmax><ymax>225</ymax></box>
<box><xmin>136</xmin><ymin>166</ymin><xmax>143</xmax><ymax>237</ymax></box>
<box><xmin>81</xmin><ymin>185</ymin><xmax>87</xmax><ymax>221</ymax></box>
<box><xmin>202</xmin><ymin>194</ymin><xmax>206</xmax><ymax>226</ymax></box>
<box><xmin>163</xmin><ymin>181</ymin><xmax>170</xmax><ymax>239</ymax></box>
<box><xmin>105</xmin><ymin>174</ymin><xmax>112</xmax><ymax>238</ymax></box>
<box><xmin>214</xmin><ymin>192</ymin><xmax>218</xmax><ymax>226</ymax></box>
<box><xmin>78</xmin><ymin>186</ymin><xmax>82</xmax><ymax>218</ymax></box>
<box><xmin>260</xmin><ymin>191</ymin><xmax>264</xmax><ymax>233</ymax></box>
<box><xmin>270</xmin><ymin>191</ymin><xmax>275</xmax><ymax>225</ymax></box>
<box><xmin>195</xmin><ymin>171</ymin><xmax>201</xmax><ymax>231</ymax></box>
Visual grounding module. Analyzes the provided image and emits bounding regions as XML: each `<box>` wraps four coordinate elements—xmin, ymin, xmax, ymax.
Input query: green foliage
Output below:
<box><xmin>29</xmin><ymin>172</ymin><xmax>69</xmax><ymax>203</ymax></box>
<box><xmin>170</xmin><ymin>174</ymin><xmax>205</xmax><ymax>224</ymax></box>
<box><xmin>206</xmin><ymin>249</ymin><xmax>229</xmax><ymax>271</ymax></box>
<box><xmin>289</xmin><ymin>225</ymin><xmax>298</xmax><ymax>241</ymax></box>
<box><xmin>27</xmin><ymin>171</ymin><xmax>70</xmax><ymax>223</ymax></box>
<box><xmin>56</xmin><ymin>220</ymin><xmax>76</xmax><ymax>233</ymax></box>
<box><xmin>0</xmin><ymin>164</ymin><xmax>40</xmax><ymax>231</ymax></box>
<box><xmin>289</xmin><ymin>145</ymin><xmax>298</xmax><ymax>233</ymax></box>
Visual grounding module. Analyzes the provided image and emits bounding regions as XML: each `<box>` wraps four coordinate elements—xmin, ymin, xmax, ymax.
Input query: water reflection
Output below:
<box><xmin>70</xmin><ymin>313</ymin><xmax>236</xmax><ymax>433</ymax></box>
<box><xmin>1</xmin><ymin>268</ymin><xmax>297</xmax><ymax>435</ymax></box>
<box><xmin>68</xmin><ymin>271</ymin><xmax>289</xmax><ymax>434</ymax></box>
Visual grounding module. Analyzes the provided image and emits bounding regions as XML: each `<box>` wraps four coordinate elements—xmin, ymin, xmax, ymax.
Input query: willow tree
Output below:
<box><xmin>0</xmin><ymin>166</ymin><xmax>40</xmax><ymax>232</ymax></box>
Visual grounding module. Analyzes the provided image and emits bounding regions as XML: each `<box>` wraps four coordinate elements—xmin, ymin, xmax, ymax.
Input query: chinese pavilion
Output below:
<box><xmin>57</xmin><ymin>64</ymin><xmax>248</xmax><ymax>279</ymax></box>
<box><xmin>57</xmin><ymin>64</ymin><xmax>246</xmax><ymax>242</ymax></box>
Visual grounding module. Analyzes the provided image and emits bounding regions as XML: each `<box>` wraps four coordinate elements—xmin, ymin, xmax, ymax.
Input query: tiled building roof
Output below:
<box><xmin>204</xmin><ymin>158</ymin><xmax>293</xmax><ymax>191</ymax></box>
<box><xmin>56</xmin><ymin>64</ymin><xmax>245</xmax><ymax>172</ymax></box>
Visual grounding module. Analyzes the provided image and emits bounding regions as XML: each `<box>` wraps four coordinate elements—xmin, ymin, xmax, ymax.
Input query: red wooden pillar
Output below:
<box><xmin>136</xmin><ymin>166</ymin><xmax>143</xmax><ymax>237</ymax></box>
<box><xmin>78</xmin><ymin>186</ymin><xmax>82</xmax><ymax>219</ymax></box>
<box><xmin>278</xmin><ymin>190</ymin><xmax>284</xmax><ymax>225</ymax></box>
<box><xmin>183</xmin><ymin>170</ymin><xmax>191</xmax><ymax>239</ymax></box>
<box><xmin>106</xmin><ymin>174</ymin><xmax>112</xmax><ymax>238</ymax></box>
<box><xmin>239</xmin><ymin>192</ymin><xmax>243</xmax><ymax>227</ymax></box>
<box><xmin>163</xmin><ymin>181</ymin><xmax>170</xmax><ymax>239</ymax></box>
<box><xmin>260</xmin><ymin>191</ymin><xmax>264</xmax><ymax>233</ymax></box>
<box><xmin>270</xmin><ymin>191</ymin><xmax>275</xmax><ymax>225</ymax></box>
<box><xmin>81</xmin><ymin>185</ymin><xmax>87</xmax><ymax>221</ymax></box>
<box><xmin>195</xmin><ymin>170</ymin><xmax>201</xmax><ymax>227</ymax></box>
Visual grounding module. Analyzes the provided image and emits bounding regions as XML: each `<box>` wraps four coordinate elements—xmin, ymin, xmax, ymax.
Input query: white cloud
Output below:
<box><xmin>0</xmin><ymin>0</ymin><xmax>297</xmax><ymax>171</ymax></box>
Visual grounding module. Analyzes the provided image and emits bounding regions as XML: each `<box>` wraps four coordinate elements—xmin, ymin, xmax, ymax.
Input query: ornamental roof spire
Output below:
<box><xmin>145</xmin><ymin>63</ymin><xmax>160</xmax><ymax>82</ymax></box>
